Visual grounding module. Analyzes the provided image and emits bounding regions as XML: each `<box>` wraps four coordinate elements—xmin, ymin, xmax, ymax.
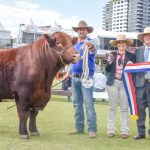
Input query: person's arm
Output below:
<box><xmin>126</xmin><ymin>53</ymin><xmax>136</xmax><ymax>64</ymax></box>
<box><xmin>85</xmin><ymin>38</ymin><xmax>96</xmax><ymax>54</ymax></box>
<box><xmin>105</xmin><ymin>63</ymin><xmax>113</xmax><ymax>73</ymax></box>
<box><xmin>86</xmin><ymin>41</ymin><xmax>95</xmax><ymax>52</ymax></box>
<box><xmin>132</xmin><ymin>53</ymin><xmax>136</xmax><ymax>63</ymax></box>
<box><xmin>63</xmin><ymin>65</ymin><xmax>73</xmax><ymax>80</ymax></box>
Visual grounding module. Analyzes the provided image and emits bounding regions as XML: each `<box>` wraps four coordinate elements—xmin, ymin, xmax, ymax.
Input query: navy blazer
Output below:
<box><xmin>134</xmin><ymin>46</ymin><xmax>146</xmax><ymax>88</ymax></box>
<box><xmin>105</xmin><ymin>51</ymin><xmax>135</xmax><ymax>86</ymax></box>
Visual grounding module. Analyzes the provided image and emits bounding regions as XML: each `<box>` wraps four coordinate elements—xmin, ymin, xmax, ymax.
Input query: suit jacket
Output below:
<box><xmin>134</xmin><ymin>46</ymin><xmax>146</xmax><ymax>88</ymax></box>
<box><xmin>105</xmin><ymin>51</ymin><xmax>135</xmax><ymax>86</ymax></box>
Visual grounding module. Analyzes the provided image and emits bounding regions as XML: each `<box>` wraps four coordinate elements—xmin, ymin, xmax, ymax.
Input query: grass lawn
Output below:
<box><xmin>0</xmin><ymin>97</ymin><xmax>150</xmax><ymax>150</ymax></box>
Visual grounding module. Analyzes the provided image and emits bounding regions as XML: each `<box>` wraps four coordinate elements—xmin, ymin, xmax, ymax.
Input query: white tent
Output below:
<box><xmin>97</xmin><ymin>30</ymin><xmax>139</xmax><ymax>39</ymax></box>
<box><xmin>0</xmin><ymin>22</ymin><xmax>5</xmax><ymax>30</ymax></box>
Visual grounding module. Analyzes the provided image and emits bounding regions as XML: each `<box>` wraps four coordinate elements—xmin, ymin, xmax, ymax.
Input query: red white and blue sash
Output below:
<box><xmin>123</xmin><ymin>62</ymin><xmax>150</xmax><ymax>120</ymax></box>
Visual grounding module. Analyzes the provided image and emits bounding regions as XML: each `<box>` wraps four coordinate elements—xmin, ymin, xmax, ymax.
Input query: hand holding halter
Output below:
<box><xmin>81</xmin><ymin>45</ymin><xmax>94</xmax><ymax>88</ymax></box>
<box><xmin>85</xmin><ymin>41</ymin><xmax>95</xmax><ymax>51</ymax></box>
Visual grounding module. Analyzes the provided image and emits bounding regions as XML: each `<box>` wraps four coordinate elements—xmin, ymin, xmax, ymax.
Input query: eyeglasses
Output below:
<box><xmin>118</xmin><ymin>55</ymin><xmax>124</xmax><ymax>66</ymax></box>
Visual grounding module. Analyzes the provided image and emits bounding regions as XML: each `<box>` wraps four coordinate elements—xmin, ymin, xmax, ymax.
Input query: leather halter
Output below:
<box><xmin>49</xmin><ymin>45</ymin><xmax>73</xmax><ymax>66</ymax></box>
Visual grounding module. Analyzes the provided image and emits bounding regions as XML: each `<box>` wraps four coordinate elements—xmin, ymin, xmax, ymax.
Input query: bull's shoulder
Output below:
<box><xmin>0</xmin><ymin>48</ymin><xmax>18</xmax><ymax>65</ymax></box>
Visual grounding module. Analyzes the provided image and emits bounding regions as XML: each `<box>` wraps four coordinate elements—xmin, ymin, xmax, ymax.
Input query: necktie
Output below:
<box><xmin>144</xmin><ymin>48</ymin><xmax>150</xmax><ymax>79</ymax></box>
<box><xmin>144</xmin><ymin>48</ymin><xmax>150</xmax><ymax>62</ymax></box>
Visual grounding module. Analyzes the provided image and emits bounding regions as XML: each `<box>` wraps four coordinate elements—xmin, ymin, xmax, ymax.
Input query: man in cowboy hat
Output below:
<box><xmin>63</xmin><ymin>20</ymin><xmax>97</xmax><ymax>138</ymax></box>
<box><xmin>133</xmin><ymin>26</ymin><xmax>150</xmax><ymax>140</ymax></box>
<box><xmin>105</xmin><ymin>34</ymin><xmax>135</xmax><ymax>139</ymax></box>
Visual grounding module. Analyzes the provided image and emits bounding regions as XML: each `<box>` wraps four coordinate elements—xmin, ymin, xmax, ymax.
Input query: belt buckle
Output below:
<box><xmin>74</xmin><ymin>74</ymin><xmax>81</xmax><ymax>78</ymax></box>
<box><xmin>115</xmin><ymin>77</ymin><xmax>122</xmax><ymax>81</ymax></box>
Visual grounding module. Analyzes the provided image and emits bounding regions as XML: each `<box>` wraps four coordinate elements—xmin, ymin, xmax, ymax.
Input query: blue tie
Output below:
<box><xmin>144</xmin><ymin>48</ymin><xmax>150</xmax><ymax>79</ymax></box>
<box><xmin>144</xmin><ymin>48</ymin><xmax>150</xmax><ymax>62</ymax></box>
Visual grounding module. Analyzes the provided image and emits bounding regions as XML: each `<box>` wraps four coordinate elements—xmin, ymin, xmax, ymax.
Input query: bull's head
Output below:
<box><xmin>44</xmin><ymin>33</ymin><xmax>80</xmax><ymax>65</ymax></box>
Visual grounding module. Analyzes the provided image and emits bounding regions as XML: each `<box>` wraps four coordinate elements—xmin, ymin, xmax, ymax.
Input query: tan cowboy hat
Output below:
<box><xmin>109</xmin><ymin>34</ymin><xmax>134</xmax><ymax>46</ymax></box>
<box><xmin>138</xmin><ymin>27</ymin><xmax>150</xmax><ymax>42</ymax></box>
<box><xmin>72</xmin><ymin>20</ymin><xmax>94</xmax><ymax>33</ymax></box>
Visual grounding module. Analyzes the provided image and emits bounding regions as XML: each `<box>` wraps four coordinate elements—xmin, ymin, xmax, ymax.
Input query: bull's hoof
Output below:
<box><xmin>20</xmin><ymin>134</ymin><xmax>30</xmax><ymax>139</ymax></box>
<box><xmin>30</xmin><ymin>131</ymin><xmax>40</xmax><ymax>136</ymax></box>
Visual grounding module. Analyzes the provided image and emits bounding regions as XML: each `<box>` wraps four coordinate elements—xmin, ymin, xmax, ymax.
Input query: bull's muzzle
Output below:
<box><xmin>71</xmin><ymin>53</ymin><xmax>80</xmax><ymax>63</ymax></box>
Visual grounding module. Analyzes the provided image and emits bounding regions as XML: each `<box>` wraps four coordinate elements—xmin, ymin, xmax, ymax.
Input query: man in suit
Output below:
<box><xmin>134</xmin><ymin>27</ymin><xmax>150</xmax><ymax>140</ymax></box>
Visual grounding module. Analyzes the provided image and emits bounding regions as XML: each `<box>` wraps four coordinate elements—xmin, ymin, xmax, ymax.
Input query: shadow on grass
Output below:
<box><xmin>51</xmin><ymin>95</ymin><xmax>109</xmax><ymax>105</ymax></box>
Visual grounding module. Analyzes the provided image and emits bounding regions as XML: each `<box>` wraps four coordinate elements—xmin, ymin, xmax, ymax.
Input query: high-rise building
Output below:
<box><xmin>128</xmin><ymin>0</ymin><xmax>150</xmax><ymax>32</ymax></box>
<box><xmin>0</xmin><ymin>22</ymin><xmax>12</xmax><ymax>48</ymax></box>
<box><xmin>103</xmin><ymin>2</ymin><xmax>113</xmax><ymax>31</ymax></box>
<box><xmin>103</xmin><ymin>0</ymin><xmax>150</xmax><ymax>32</ymax></box>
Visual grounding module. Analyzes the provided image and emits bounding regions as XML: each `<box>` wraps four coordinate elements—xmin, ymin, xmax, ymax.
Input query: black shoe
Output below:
<box><xmin>133</xmin><ymin>134</ymin><xmax>145</xmax><ymax>140</ymax></box>
<box><xmin>148</xmin><ymin>129</ymin><xmax>150</xmax><ymax>136</ymax></box>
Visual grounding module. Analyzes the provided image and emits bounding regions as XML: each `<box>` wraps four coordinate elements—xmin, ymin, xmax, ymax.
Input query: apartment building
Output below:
<box><xmin>103</xmin><ymin>0</ymin><xmax>150</xmax><ymax>32</ymax></box>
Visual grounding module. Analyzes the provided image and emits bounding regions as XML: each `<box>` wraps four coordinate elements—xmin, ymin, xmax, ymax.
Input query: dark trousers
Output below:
<box><xmin>62</xmin><ymin>78</ymin><xmax>71</xmax><ymax>102</ymax></box>
<box><xmin>136</xmin><ymin>82</ymin><xmax>150</xmax><ymax>135</ymax></box>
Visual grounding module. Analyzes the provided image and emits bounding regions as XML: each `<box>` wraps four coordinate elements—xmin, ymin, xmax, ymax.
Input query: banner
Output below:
<box><xmin>123</xmin><ymin>62</ymin><xmax>150</xmax><ymax>120</ymax></box>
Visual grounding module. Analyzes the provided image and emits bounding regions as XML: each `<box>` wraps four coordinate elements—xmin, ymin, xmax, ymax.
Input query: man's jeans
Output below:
<box><xmin>71</xmin><ymin>77</ymin><xmax>97</xmax><ymax>132</ymax></box>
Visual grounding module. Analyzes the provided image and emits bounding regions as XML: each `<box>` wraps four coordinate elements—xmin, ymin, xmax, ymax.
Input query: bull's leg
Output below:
<box><xmin>14</xmin><ymin>92</ymin><xmax>30</xmax><ymax>139</ymax></box>
<box><xmin>29</xmin><ymin>110</ymin><xmax>39</xmax><ymax>136</ymax></box>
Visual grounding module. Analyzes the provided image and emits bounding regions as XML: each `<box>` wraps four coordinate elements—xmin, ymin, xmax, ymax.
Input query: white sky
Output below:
<box><xmin>0</xmin><ymin>0</ymin><xmax>106</xmax><ymax>38</ymax></box>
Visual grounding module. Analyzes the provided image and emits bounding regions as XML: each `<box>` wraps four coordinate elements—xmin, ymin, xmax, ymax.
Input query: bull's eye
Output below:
<box><xmin>56</xmin><ymin>42</ymin><xmax>60</xmax><ymax>45</ymax></box>
<box><xmin>57</xmin><ymin>42</ymin><xmax>63</xmax><ymax>48</ymax></box>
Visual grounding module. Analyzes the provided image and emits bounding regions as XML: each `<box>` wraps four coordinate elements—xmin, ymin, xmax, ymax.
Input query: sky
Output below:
<box><xmin>0</xmin><ymin>0</ymin><xmax>107</xmax><ymax>38</ymax></box>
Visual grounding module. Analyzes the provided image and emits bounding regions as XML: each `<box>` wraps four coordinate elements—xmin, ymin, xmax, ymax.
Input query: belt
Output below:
<box><xmin>73</xmin><ymin>74</ymin><xmax>82</xmax><ymax>78</ymax></box>
<box><xmin>115</xmin><ymin>77</ymin><xmax>122</xmax><ymax>81</ymax></box>
<box><xmin>146</xmin><ymin>79</ymin><xmax>150</xmax><ymax>82</ymax></box>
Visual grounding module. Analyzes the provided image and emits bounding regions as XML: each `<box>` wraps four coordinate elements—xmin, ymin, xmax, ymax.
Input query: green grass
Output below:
<box><xmin>0</xmin><ymin>98</ymin><xmax>150</xmax><ymax>150</ymax></box>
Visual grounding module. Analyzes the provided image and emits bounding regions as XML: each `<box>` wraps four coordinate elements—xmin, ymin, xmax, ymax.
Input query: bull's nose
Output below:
<box><xmin>72</xmin><ymin>53</ymin><xmax>80</xmax><ymax>63</ymax></box>
<box><xmin>72</xmin><ymin>53</ymin><xmax>80</xmax><ymax>58</ymax></box>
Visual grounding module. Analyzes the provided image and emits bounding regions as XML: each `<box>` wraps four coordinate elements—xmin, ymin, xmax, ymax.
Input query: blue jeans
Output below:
<box><xmin>71</xmin><ymin>77</ymin><xmax>97</xmax><ymax>132</ymax></box>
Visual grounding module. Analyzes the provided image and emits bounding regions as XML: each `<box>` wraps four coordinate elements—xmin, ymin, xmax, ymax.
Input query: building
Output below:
<box><xmin>15</xmin><ymin>21</ymin><xmax>74</xmax><ymax>45</ymax></box>
<box><xmin>17</xmin><ymin>24</ymin><xmax>52</xmax><ymax>44</ymax></box>
<box><xmin>103</xmin><ymin>0</ymin><xmax>150</xmax><ymax>32</ymax></box>
<box><xmin>103</xmin><ymin>2</ymin><xmax>113</xmax><ymax>31</ymax></box>
<box><xmin>112</xmin><ymin>0</ymin><xmax>128</xmax><ymax>32</ymax></box>
<box><xmin>0</xmin><ymin>22</ymin><xmax>12</xmax><ymax>49</ymax></box>
<box><xmin>128</xmin><ymin>0</ymin><xmax>150</xmax><ymax>32</ymax></box>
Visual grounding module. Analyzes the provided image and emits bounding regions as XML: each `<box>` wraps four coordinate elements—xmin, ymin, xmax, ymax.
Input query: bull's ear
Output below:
<box><xmin>44</xmin><ymin>34</ymin><xmax>56</xmax><ymax>47</ymax></box>
<box><xmin>72</xmin><ymin>37</ymin><xmax>78</xmax><ymax>45</ymax></box>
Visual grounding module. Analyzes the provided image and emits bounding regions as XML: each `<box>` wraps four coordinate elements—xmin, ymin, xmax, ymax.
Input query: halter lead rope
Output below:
<box><xmin>81</xmin><ymin>45</ymin><xmax>89</xmax><ymax>80</ymax></box>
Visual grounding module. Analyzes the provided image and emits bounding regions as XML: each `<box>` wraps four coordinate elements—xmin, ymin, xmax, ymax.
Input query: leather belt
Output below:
<box><xmin>146</xmin><ymin>79</ymin><xmax>150</xmax><ymax>82</ymax></box>
<box><xmin>115</xmin><ymin>77</ymin><xmax>122</xmax><ymax>81</ymax></box>
<box><xmin>73</xmin><ymin>74</ymin><xmax>82</xmax><ymax>78</ymax></box>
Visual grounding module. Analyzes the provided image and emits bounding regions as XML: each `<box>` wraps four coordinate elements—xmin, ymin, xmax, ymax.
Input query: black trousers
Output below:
<box><xmin>136</xmin><ymin>82</ymin><xmax>150</xmax><ymax>135</ymax></box>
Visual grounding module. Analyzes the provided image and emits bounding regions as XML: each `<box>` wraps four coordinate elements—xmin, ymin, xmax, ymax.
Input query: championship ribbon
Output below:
<box><xmin>123</xmin><ymin>62</ymin><xmax>150</xmax><ymax>120</ymax></box>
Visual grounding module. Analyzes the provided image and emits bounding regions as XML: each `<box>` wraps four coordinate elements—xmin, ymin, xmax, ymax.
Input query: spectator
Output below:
<box><xmin>93</xmin><ymin>72</ymin><xmax>107</xmax><ymax>102</ymax></box>
<box><xmin>61</xmin><ymin>77</ymin><xmax>72</xmax><ymax>102</ymax></box>
<box><xmin>133</xmin><ymin>27</ymin><xmax>150</xmax><ymax>140</ymax></box>
<box><xmin>105</xmin><ymin>34</ymin><xmax>135</xmax><ymax>139</ymax></box>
